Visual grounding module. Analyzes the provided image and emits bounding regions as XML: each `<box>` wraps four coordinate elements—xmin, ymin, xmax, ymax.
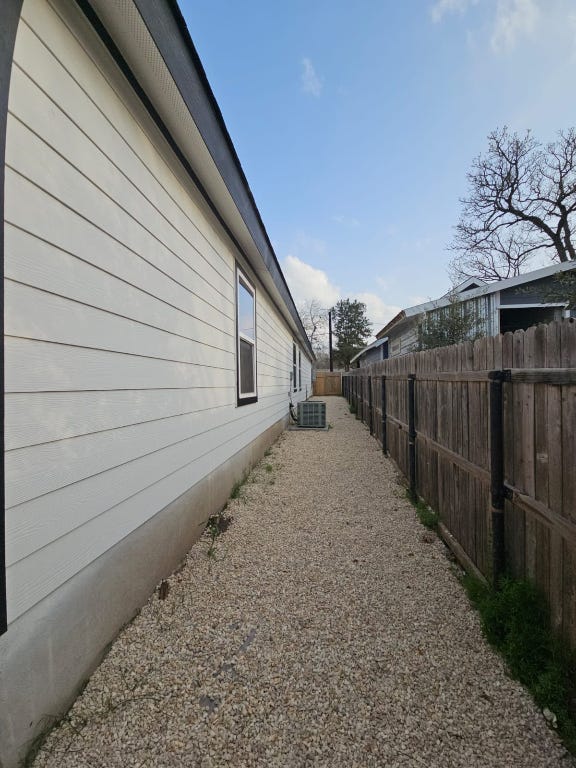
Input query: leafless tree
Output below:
<box><xmin>297</xmin><ymin>299</ymin><xmax>328</xmax><ymax>352</ymax></box>
<box><xmin>450</xmin><ymin>127</ymin><xmax>576</xmax><ymax>282</ymax></box>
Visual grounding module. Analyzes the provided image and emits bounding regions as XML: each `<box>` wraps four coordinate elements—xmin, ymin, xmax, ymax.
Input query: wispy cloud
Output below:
<box><xmin>332</xmin><ymin>214</ymin><xmax>360</xmax><ymax>228</ymax></box>
<box><xmin>431</xmin><ymin>0</ymin><xmax>543</xmax><ymax>54</ymax></box>
<box><xmin>490</xmin><ymin>0</ymin><xmax>540</xmax><ymax>53</ymax></box>
<box><xmin>301</xmin><ymin>57</ymin><xmax>323</xmax><ymax>97</ymax></box>
<box><xmin>430</xmin><ymin>0</ymin><xmax>478</xmax><ymax>23</ymax></box>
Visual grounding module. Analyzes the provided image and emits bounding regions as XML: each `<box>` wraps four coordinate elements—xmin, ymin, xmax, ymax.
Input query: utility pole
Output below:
<box><xmin>328</xmin><ymin>308</ymin><xmax>333</xmax><ymax>372</ymax></box>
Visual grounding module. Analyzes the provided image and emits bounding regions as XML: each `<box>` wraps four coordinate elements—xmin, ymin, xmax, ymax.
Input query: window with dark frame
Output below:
<box><xmin>292</xmin><ymin>343</ymin><xmax>297</xmax><ymax>392</ymax></box>
<box><xmin>237</xmin><ymin>267</ymin><xmax>257</xmax><ymax>404</ymax></box>
<box><xmin>298</xmin><ymin>349</ymin><xmax>302</xmax><ymax>390</ymax></box>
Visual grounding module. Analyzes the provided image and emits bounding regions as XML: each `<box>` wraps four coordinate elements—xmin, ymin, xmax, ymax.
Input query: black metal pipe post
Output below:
<box><xmin>408</xmin><ymin>373</ymin><xmax>416</xmax><ymax>501</ymax></box>
<box><xmin>489</xmin><ymin>370</ymin><xmax>506</xmax><ymax>588</ymax></box>
<box><xmin>381</xmin><ymin>375</ymin><xmax>387</xmax><ymax>453</ymax></box>
<box><xmin>328</xmin><ymin>309</ymin><xmax>333</xmax><ymax>372</ymax></box>
<box><xmin>368</xmin><ymin>376</ymin><xmax>373</xmax><ymax>435</ymax></box>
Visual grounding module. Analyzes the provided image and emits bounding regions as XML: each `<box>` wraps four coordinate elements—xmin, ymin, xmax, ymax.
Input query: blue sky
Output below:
<box><xmin>181</xmin><ymin>0</ymin><xmax>576</xmax><ymax>338</ymax></box>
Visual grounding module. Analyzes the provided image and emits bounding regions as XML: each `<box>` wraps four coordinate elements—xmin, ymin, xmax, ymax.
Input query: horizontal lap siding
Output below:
<box><xmin>5</xmin><ymin>0</ymin><xmax>309</xmax><ymax>622</ymax></box>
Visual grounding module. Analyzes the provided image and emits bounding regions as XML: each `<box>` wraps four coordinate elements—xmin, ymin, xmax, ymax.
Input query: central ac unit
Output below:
<box><xmin>297</xmin><ymin>401</ymin><xmax>326</xmax><ymax>428</ymax></box>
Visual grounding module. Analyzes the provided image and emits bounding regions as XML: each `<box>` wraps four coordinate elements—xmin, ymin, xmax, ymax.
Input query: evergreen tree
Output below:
<box><xmin>332</xmin><ymin>299</ymin><xmax>372</xmax><ymax>369</ymax></box>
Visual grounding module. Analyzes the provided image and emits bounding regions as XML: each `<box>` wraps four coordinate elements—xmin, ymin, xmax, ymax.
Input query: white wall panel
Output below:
<box><xmin>4</xmin><ymin>0</ymin><xmax>312</xmax><ymax>623</ymax></box>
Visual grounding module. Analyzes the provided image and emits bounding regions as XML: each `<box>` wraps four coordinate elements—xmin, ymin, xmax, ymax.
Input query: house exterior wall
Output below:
<box><xmin>1</xmin><ymin>1</ymin><xmax>311</xmax><ymax>764</ymax></box>
<box><xmin>388</xmin><ymin>322</ymin><xmax>419</xmax><ymax>357</ymax></box>
<box><xmin>499</xmin><ymin>275</ymin><xmax>564</xmax><ymax>305</ymax></box>
<box><xmin>356</xmin><ymin>342</ymin><xmax>387</xmax><ymax>367</ymax></box>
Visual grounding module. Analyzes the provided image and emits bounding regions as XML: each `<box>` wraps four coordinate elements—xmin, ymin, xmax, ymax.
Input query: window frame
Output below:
<box><xmin>292</xmin><ymin>342</ymin><xmax>297</xmax><ymax>392</ymax></box>
<box><xmin>298</xmin><ymin>349</ymin><xmax>302</xmax><ymax>391</ymax></box>
<box><xmin>236</xmin><ymin>266</ymin><xmax>257</xmax><ymax>406</ymax></box>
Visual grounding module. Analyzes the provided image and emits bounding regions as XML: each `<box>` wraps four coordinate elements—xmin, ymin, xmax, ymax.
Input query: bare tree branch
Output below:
<box><xmin>297</xmin><ymin>299</ymin><xmax>328</xmax><ymax>352</ymax></box>
<box><xmin>449</xmin><ymin>127</ymin><xmax>576</xmax><ymax>282</ymax></box>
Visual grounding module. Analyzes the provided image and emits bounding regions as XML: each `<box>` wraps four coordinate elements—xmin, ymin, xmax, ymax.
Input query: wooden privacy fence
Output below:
<box><xmin>343</xmin><ymin>319</ymin><xmax>576</xmax><ymax>646</ymax></box>
<box><xmin>313</xmin><ymin>371</ymin><xmax>342</xmax><ymax>396</ymax></box>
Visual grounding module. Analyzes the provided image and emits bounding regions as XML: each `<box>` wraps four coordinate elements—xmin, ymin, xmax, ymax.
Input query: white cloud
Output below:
<box><xmin>282</xmin><ymin>255</ymin><xmax>400</xmax><ymax>340</ymax></box>
<box><xmin>352</xmin><ymin>292</ymin><xmax>402</xmax><ymax>338</ymax></box>
<box><xmin>491</xmin><ymin>0</ymin><xmax>540</xmax><ymax>53</ymax></box>
<box><xmin>430</xmin><ymin>0</ymin><xmax>478</xmax><ymax>23</ymax></box>
<box><xmin>282</xmin><ymin>255</ymin><xmax>339</xmax><ymax>307</ymax></box>
<box><xmin>301</xmin><ymin>58</ymin><xmax>323</xmax><ymax>97</ymax></box>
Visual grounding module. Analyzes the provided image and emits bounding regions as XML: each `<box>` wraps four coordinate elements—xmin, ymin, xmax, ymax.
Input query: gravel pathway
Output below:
<box><xmin>32</xmin><ymin>397</ymin><xmax>571</xmax><ymax>768</ymax></box>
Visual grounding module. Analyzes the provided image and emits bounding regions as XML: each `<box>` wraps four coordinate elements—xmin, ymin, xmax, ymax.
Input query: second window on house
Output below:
<box><xmin>237</xmin><ymin>268</ymin><xmax>257</xmax><ymax>404</ymax></box>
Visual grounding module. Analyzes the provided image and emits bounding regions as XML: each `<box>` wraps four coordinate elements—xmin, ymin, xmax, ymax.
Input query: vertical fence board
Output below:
<box><xmin>348</xmin><ymin>318</ymin><xmax>576</xmax><ymax>646</ymax></box>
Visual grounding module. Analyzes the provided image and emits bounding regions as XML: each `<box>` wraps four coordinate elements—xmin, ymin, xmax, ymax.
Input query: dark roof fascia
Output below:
<box><xmin>130</xmin><ymin>0</ymin><xmax>313</xmax><ymax>357</ymax></box>
<box><xmin>0</xmin><ymin>0</ymin><xmax>23</xmax><ymax>636</ymax></box>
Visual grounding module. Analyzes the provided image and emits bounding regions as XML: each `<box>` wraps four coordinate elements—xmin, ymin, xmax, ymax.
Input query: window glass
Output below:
<box><xmin>238</xmin><ymin>278</ymin><xmax>255</xmax><ymax>340</ymax></box>
<box><xmin>237</xmin><ymin>269</ymin><xmax>256</xmax><ymax>402</ymax></box>
<box><xmin>239</xmin><ymin>338</ymin><xmax>255</xmax><ymax>394</ymax></box>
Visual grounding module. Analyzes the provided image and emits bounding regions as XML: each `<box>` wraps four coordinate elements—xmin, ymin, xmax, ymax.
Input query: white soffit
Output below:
<box><xmin>87</xmin><ymin>0</ymin><xmax>297</xmax><ymax>333</ymax></box>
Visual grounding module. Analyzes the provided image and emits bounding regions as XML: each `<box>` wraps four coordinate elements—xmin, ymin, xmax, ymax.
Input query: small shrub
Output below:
<box><xmin>463</xmin><ymin>574</ymin><xmax>576</xmax><ymax>754</ymax></box>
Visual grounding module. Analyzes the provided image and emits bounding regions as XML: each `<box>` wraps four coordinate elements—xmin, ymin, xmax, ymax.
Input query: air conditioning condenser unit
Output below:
<box><xmin>297</xmin><ymin>401</ymin><xmax>326</xmax><ymax>428</ymax></box>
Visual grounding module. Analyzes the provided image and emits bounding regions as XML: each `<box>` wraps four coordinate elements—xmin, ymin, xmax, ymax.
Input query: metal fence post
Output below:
<box><xmin>408</xmin><ymin>373</ymin><xmax>416</xmax><ymax>501</ymax></box>
<box><xmin>489</xmin><ymin>370</ymin><xmax>507</xmax><ymax>587</ymax></box>
<box><xmin>381</xmin><ymin>375</ymin><xmax>387</xmax><ymax>453</ymax></box>
<box><xmin>368</xmin><ymin>376</ymin><xmax>373</xmax><ymax>435</ymax></box>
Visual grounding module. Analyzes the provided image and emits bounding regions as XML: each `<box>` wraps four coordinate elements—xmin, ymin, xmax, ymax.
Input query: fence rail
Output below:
<box><xmin>343</xmin><ymin>319</ymin><xmax>576</xmax><ymax>646</ymax></box>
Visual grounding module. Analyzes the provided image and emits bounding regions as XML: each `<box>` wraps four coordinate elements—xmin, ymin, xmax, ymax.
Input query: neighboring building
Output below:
<box><xmin>1</xmin><ymin>2</ymin><xmax>312</xmax><ymax>765</ymax></box>
<box><xmin>350</xmin><ymin>337</ymin><xmax>389</xmax><ymax>367</ymax></box>
<box><xmin>376</xmin><ymin>263</ymin><xmax>576</xmax><ymax>357</ymax></box>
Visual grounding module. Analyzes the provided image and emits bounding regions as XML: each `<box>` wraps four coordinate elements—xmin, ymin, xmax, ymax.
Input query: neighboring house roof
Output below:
<box><xmin>79</xmin><ymin>0</ymin><xmax>313</xmax><ymax>358</ymax></box>
<box><xmin>376</xmin><ymin>261</ymin><xmax>576</xmax><ymax>339</ymax></box>
<box><xmin>349</xmin><ymin>336</ymin><xmax>388</xmax><ymax>364</ymax></box>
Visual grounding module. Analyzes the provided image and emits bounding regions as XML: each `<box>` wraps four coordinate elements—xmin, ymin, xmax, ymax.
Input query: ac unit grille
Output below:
<box><xmin>297</xmin><ymin>401</ymin><xmax>326</xmax><ymax>428</ymax></box>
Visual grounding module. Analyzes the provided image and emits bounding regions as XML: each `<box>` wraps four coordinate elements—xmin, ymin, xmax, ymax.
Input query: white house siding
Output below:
<box><xmin>1</xmin><ymin>2</ymin><xmax>311</xmax><ymax>762</ymax></box>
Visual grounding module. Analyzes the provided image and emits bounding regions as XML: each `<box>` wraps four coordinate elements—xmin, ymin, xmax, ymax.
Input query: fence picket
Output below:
<box><xmin>348</xmin><ymin>319</ymin><xmax>576</xmax><ymax>646</ymax></box>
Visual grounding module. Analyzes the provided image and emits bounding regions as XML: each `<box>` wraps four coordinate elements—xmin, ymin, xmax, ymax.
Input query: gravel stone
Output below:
<box><xmin>31</xmin><ymin>398</ymin><xmax>573</xmax><ymax>767</ymax></box>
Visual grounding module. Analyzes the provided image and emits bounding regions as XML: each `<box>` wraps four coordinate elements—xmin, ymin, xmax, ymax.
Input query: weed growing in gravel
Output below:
<box><xmin>264</xmin><ymin>448</ymin><xmax>272</xmax><ymax>457</ymax></box>
<box><xmin>406</xmin><ymin>492</ymin><xmax>439</xmax><ymax>531</ymax></box>
<box><xmin>230</xmin><ymin>480</ymin><xmax>243</xmax><ymax>500</ymax></box>
<box><xmin>205</xmin><ymin>509</ymin><xmax>233</xmax><ymax>560</ymax></box>
<box><xmin>265</xmin><ymin>463</ymin><xmax>273</xmax><ymax>473</ymax></box>
<box><xmin>464</xmin><ymin>575</ymin><xmax>576</xmax><ymax>754</ymax></box>
<box><xmin>415</xmin><ymin>500</ymin><xmax>439</xmax><ymax>531</ymax></box>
